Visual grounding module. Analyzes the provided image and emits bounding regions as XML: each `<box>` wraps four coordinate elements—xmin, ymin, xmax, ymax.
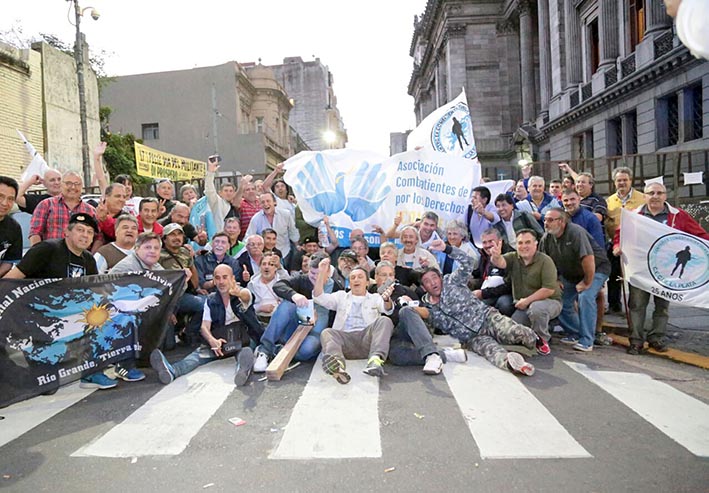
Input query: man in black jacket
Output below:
<box><xmin>252</xmin><ymin>252</ymin><xmax>345</xmax><ymax>372</ymax></box>
<box><xmin>470</xmin><ymin>229</ymin><xmax>514</xmax><ymax>316</ymax></box>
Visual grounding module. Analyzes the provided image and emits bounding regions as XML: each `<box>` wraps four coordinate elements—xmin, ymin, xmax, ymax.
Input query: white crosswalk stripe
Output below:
<box><xmin>72</xmin><ymin>359</ymin><xmax>236</xmax><ymax>458</ymax></box>
<box><xmin>443</xmin><ymin>355</ymin><xmax>591</xmax><ymax>459</ymax></box>
<box><xmin>565</xmin><ymin>361</ymin><xmax>709</xmax><ymax>457</ymax></box>
<box><xmin>3</xmin><ymin>355</ymin><xmax>708</xmax><ymax>461</ymax></box>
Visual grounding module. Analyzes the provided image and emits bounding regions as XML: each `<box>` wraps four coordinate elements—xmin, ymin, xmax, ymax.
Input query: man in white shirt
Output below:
<box><xmin>247</xmin><ymin>254</ymin><xmax>282</xmax><ymax>319</ymax></box>
<box><xmin>245</xmin><ymin>192</ymin><xmax>299</xmax><ymax>266</ymax></box>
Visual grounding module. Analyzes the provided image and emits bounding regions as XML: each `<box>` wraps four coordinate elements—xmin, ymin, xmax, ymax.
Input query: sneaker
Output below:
<box><xmin>627</xmin><ymin>344</ymin><xmax>643</xmax><ymax>355</ymax></box>
<box><xmin>234</xmin><ymin>347</ymin><xmax>254</xmax><ymax>386</ymax></box>
<box><xmin>150</xmin><ymin>349</ymin><xmax>175</xmax><ymax>385</ymax></box>
<box><xmin>648</xmin><ymin>340</ymin><xmax>669</xmax><ymax>352</ymax></box>
<box><xmin>80</xmin><ymin>372</ymin><xmax>118</xmax><ymax>390</ymax></box>
<box><xmin>253</xmin><ymin>349</ymin><xmax>269</xmax><ymax>373</ymax></box>
<box><xmin>535</xmin><ymin>337</ymin><xmax>551</xmax><ymax>356</ymax></box>
<box><xmin>442</xmin><ymin>347</ymin><xmax>468</xmax><ymax>363</ymax></box>
<box><xmin>114</xmin><ymin>363</ymin><xmax>146</xmax><ymax>382</ymax></box>
<box><xmin>363</xmin><ymin>356</ymin><xmax>385</xmax><ymax>377</ymax></box>
<box><xmin>594</xmin><ymin>332</ymin><xmax>614</xmax><ymax>346</ymax></box>
<box><xmin>560</xmin><ymin>336</ymin><xmax>579</xmax><ymax>345</ymax></box>
<box><xmin>322</xmin><ymin>353</ymin><xmax>351</xmax><ymax>384</ymax></box>
<box><xmin>572</xmin><ymin>342</ymin><xmax>593</xmax><ymax>352</ymax></box>
<box><xmin>423</xmin><ymin>353</ymin><xmax>443</xmax><ymax>375</ymax></box>
<box><xmin>506</xmin><ymin>352</ymin><xmax>535</xmax><ymax>376</ymax></box>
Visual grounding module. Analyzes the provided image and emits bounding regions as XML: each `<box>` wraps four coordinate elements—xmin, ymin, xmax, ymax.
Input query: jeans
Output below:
<box><xmin>511</xmin><ymin>299</ymin><xmax>562</xmax><ymax>342</ymax></box>
<box><xmin>259</xmin><ymin>301</ymin><xmax>325</xmax><ymax>361</ymax></box>
<box><xmin>388</xmin><ymin>306</ymin><xmax>439</xmax><ymax>366</ymax></box>
<box><xmin>628</xmin><ymin>285</ymin><xmax>669</xmax><ymax>345</ymax></box>
<box><xmin>559</xmin><ymin>273</ymin><xmax>608</xmax><ymax>347</ymax></box>
<box><xmin>482</xmin><ymin>294</ymin><xmax>515</xmax><ymax>316</ymax></box>
<box><xmin>175</xmin><ymin>293</ymin><xmax>206</xmax><ymax>338</ymax></box>
<box><xmin>172</xmin><ymin>346</ymin><xmax>235</xmax><ymax>378</ymax></box>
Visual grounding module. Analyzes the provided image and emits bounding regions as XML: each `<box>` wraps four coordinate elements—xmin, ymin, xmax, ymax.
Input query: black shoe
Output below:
<box><xmin>648</xmin><ymin>340</ymin><xmax>669</xmax><ymax>352</ymax></box>
<box><xmin>627</xmin><ymin>344</ymin><xmax>643</xmax><ymax>355</ymax></box>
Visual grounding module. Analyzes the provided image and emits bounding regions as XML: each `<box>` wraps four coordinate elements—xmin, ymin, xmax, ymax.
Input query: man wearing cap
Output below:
<box><xmin>288</xmin><ymin>235</ymin><xmax>320</xmax><ymax>273</ymax></box>
<box><xmin>160</xmin><ymin>223</ymin><xmax>204</xmax><ymax>345</ymax></box>
<box><xmin>3</xmin><ymin>213</ymin><xmax>121</xmax><ymax>390</ymax></box>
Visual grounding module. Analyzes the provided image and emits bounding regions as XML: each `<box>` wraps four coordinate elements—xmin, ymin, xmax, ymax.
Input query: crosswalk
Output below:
<box><xmin>2</xmin><ymin>352</ymin><xmax>708</xmax><ymax>461</ymax></box>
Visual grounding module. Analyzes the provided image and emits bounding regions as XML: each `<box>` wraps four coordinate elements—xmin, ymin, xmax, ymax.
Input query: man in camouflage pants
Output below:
<box><xmin>420</xmin><ymin>240</ymin><xmax>545</xmax><ymax>375</ymax></box>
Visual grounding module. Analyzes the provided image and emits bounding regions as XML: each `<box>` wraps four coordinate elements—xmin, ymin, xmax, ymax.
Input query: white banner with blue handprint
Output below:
<box><xmin>406</xmin><ymin>88</ymin><xmax>478</xmax><ymax>161</ymax></box>
<box><xmin>284</xmin><ymin>148</ymin><xmax>480</xmax><ymax>240</ymax></box>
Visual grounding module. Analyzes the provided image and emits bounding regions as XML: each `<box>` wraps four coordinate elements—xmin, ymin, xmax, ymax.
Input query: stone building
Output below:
<box><xmin>0</xmin><ymin>40</ymin><xmax>100</xmax><ymax>180</ymax></box>
<box><xmin>270</xmin><ymin>56</ymin><xmax>348</xmax><ymax>151</ymax></box>
<box><xmin>408</xmin><ymin>0</ymin><xmax>708</xmax><ymax>193</ymax></box>
<box><xmin>100</xmin><ymin>61</ymin><xmax>307</xmax><ymax>176</ymax></box>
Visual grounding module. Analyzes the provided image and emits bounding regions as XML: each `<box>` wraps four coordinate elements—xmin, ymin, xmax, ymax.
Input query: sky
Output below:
<box><xmin>2</xmin><ymin>0</ymin><xmax>428</xmax><ymax>156</ymax></box>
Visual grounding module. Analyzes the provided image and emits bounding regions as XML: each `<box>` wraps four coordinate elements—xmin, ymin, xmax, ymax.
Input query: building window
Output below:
<box><xmin>255</xmin><ymin>117</ymin><xmax>264</xmax><ymax>133</ymax></box>
<box><xmin>574</xmin><ymin>129</ymin><xmax>594</xmax><ymax>163</ymax></box>
<box><xmin>587</xmin><ymin>18</ymin><xmax>600</xmax><ymax>79</ymax></box>
<box><xmin>657</xmin><ymin>94</ymin><xmax>679</xmax><ymax>148</ymax></box>
<box><xmin>625</xmin><ymin>111</ymin><xmax>638</xmax><ymax>154</ymax></box>
<box><xmin>686</xmin><ymin>84</ymin><xmax>704</xmax><ymax>141</ymax></box>
<box><xmin>141</xmin><ymin>123</ymin><xmax>159</xmax><ymax>140</ymax></box>
<box><xmin>628</xmin><ymin>0</ymin><xmax>645</xmax><ymax>52</ymax></box>
<box><xmin>607</xmin><ymin>118</ymin><xmax>623</xmax><ymax>157</ymax></box>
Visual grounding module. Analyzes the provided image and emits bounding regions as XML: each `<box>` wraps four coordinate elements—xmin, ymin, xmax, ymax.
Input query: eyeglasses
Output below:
<box><xmin>63</xmin><ymin>181</ymin><xmax>83</xmax><ymax>188</ymax></box>
<box><xmin>646</xmin><ymin>191</ymin><xmax>666</xmax><ymax>196</ymax></box>
<box><xmin>544</xmin><ymin>217</ymin><xmax>562</xmax><ymax>223</ymax></box>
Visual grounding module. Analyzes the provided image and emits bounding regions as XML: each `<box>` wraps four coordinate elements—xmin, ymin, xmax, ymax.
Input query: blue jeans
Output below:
<box><xmin>482</xmin><ymin>294</ymin><xmax>515</xmax><ymax>316</ymax></box>
<box><xmin>172</xmin><ymin>346</ymin><xmax>228</xmax><ymax>378</ymax></box>
<box><xmin>559</xmin><ymin>273</ymin><xmax>608</xmax><ymax>347</ymax></box>
<box><xmin>176</xmin><ymin>293</ymin><xmax>206</xmax><ymax>338</ymax></box>
<box><xmin>388</xmin><ymin>306</ymin><xmax>439</xmax><ymax>366</ymax></box>
<box><xmin>259</xmin><ymin>301</ymin><xmax>325</xmax><ymax>361</ymax></box>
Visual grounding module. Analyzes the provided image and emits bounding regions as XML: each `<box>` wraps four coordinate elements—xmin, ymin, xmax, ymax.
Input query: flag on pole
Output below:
<box><xmin>620</xmin><ymin>208</ymin><xmax>709</xmax><ymax>309</ymax></box>
<box><xmin>406</xmin><ymin>88</ymin><xmax>478</xmax><ymax>162</ymax></box>
<box><xmin>17</xmin><ymin>130</ymin><xmax>50</xmax><ymax>181</ymax></box>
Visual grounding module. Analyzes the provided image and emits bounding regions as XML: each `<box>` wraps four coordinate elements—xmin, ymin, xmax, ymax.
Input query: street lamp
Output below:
<box><xmin>323</xmin><ymin>130</ymin><xmax>336</xmax><ymax>149</ymax></box>
<box><xmin>68</xmin><ymin>0</ymin><xmax>100</xmax><ymax>188</ymax></box>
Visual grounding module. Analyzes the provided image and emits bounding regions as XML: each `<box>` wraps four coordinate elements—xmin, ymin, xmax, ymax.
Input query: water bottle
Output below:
<box><xmin>319</xmin><ymin>221</ymin><xmax>330</xmax><ymax>247</ymax></box>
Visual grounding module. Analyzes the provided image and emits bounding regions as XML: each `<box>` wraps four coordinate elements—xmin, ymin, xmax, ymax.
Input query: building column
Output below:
<box><xmin>563</xmin><ymin>0</ymin><xmax>582</xmax><ymax>89</ymax></box>
<box><xmin>598</xmin><ymin>0</ymin><xmax>619</xmax><ymax>69</ymax></box>
<box><xmin>445</xmin><ymin>23</ymin><xmax>467</xmax><ymax>102</ymax></box>
<box><xmin>518</xmin><ymin>0</ymin><xmax>536</xmax><ymax>123</ymax></box>
<box><xmin>644</xmin><ymin>0</ymin><xmax>672</xmax><ymax>37</ymax></box>
<box><xmin>537</xmin><ymin>0</ymin><xmax>552</xmax><ymax>118</ymax></box>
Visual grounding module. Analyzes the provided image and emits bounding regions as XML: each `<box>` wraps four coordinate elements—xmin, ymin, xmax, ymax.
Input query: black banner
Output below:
<box><xmin>0</xmin><ymin>270</ymin><xmax>185</xmax><ymax>408</ymax></box>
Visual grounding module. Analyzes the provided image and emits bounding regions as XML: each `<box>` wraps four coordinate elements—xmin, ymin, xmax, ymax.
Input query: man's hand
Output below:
<box><xmin>558</xmin><ymin>162</ymin><xmax>571</xmax><ymax>173</ymax></box>
<box><xmin>488</xmin><ymin>239</ymin><xmax>503</xmax><ymax>258</ymax></box>
<box><xmin>428</xmin><ymin>239</ymin><xmax>446</xmax><ymax>252</ymax></box>
<box><xmin>229</xmin><ymin>278</ymin><xmax>241</xmax><ymax>296</ymax></box>
<box><xmin>183</xmin><ymin>268</ymin><xmax>192</xmax><ymax>282</ymax></box>
<box><xmin>209</xmin><ymin>337</ymin><xmax>227</xmax><ymax>357</ymax></box>
<box><xmin>472</xmin><ymin>289</ymin><xmax>483</xmax><ymax>300</ymax></box>
<box><xmin>27</xmin><ymin>174</ymin><xmax>42</xmax><ymax>187</ymax></box>
<box><xmin>371</xmin><ymin>224</ymin><xmax>384</xmax><ymax>235</ymax></box>
<box><xmin>393</xmin><ymin>212</ymin><xmax>402</xmax><ymax>227</ymax></box>
<box><xmin>381</xmin><ymin>283</ymin><xmax>395</xmax><ymax>302</ymax></box>
<box><xmin>96</xmin><ymin>200</ymin><xmax>108</xmax><ymax>222</ymax></box>
<box><xmin>241</xmin><ymin>265</ymin><xmax>250</xmax><ymax>283</ymax></box>
<box><xmin>318</xmin><ymin>257</ymin><xmax>331</xmax><ymax>272</ymax></box>
<box><xmin>158</xmin><ymin>198</ymin><xmax>167</xmax><ymax>216</ymax></box>
<box><xmin>612</xmin><ymin>246</ymin><xmax>621</xmax><ymax>257</ymax></box>
<box><xmin>291</xmin><ymin>293</ymin><xmax>309</xmax><ymax>307</ymax></box>
<box><xmin>93</xmin><ymin>141</ymin><xmax>107</xmax><ymax>157</ymax></box>
<box><xmin>196</xmin><ymin>230</ymin><xmax>208</xmax><ymax>245</ymax></box>
<box><xmin>242</xmin><ymin>174</ymin><xmax>253</xmax><ymax>185</ymax></box>
<box><xmin>418</xmin><ymin>256</ymin><xmax>430</xmax><ymax>268</ymax></box>
<box><xmin>260</xmin><ymin>304</ymin><xmax>276</xmax><ymax>314</ymax></box>
<box><xmin>207</xmin><ymin>159</ymin><xmax>219</xmax><ymax>174</ymax></box>
<box><xmin>515</xmin><ymin>298</ymin><xmax>530</xmax><ymax>310</ymax></box>
<box><xmin>576</xmin><ymin>280</ymin><xmax>591</xmax><ymax>293</ymax></box>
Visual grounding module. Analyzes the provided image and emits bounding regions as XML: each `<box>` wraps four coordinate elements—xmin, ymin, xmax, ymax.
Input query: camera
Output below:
<box><xmin>208</xmin><ymin>154</ymin><xmax>222</xmax><ymax>164</ymax></box>
<box><xmin>397</xmin><ymin>298</ymin><xmax>419</xmax><ymax>307</ymax></box>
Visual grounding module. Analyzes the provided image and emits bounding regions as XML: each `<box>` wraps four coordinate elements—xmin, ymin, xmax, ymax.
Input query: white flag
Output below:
<box><xmin>620</xmin><ymin>208</ymin><xmax>709</xmax><ymax>309</ymax></box>
<box><xmin>17</xmin><ymin>130</ymin><xmax>50</xmax><ymax>181</ymax></box>
<box><xmin>406</xmin><ymin>88</ymin><xmax>478</xmax><ymax>161</ymax></box>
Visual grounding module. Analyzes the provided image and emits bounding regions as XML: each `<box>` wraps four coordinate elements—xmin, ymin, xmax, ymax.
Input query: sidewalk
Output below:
<box><xmin>602</xmin><ymin>303</ymin><xmax>709</xmax><ymax>368</ymax></box>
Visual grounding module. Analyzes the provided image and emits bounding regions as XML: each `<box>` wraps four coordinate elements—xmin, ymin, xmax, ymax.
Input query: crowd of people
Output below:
<box><xmin>1</xmin><ymin>147</ymin><xmax>707</xmax><ymax>390</ymax></box>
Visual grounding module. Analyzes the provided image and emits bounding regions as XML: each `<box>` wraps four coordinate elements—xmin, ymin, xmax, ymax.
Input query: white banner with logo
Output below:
<box><xmin>620</xmin><ymin>209</ymin><xmax>709</xmax><ymax>308</ymax></box>
<box><xmin>283</xmin><ymin>149</ymin><xmax>481</xmax><ymax>246</ymax></box>
<box><xmin>406</xmin><ymin>88</ymin><xmax>479</xmax><ymax>163</ymax></box>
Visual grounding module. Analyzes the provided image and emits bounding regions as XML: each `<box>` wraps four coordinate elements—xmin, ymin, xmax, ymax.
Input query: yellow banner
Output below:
<box><xmin>134</xmin><ymin>142</ymin><xmax>206</xmax><ymax>181</ymax></box>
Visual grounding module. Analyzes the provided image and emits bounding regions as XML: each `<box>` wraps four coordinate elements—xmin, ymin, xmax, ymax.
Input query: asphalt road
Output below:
<box><xmin>1</xmin><ymin>341</ymin><xmax>708</xmax><ymax>493</ymax></box>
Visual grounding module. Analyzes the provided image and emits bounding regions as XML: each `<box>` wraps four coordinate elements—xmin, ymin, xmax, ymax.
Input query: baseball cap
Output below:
<box><xmin>339</xmin><ymin>249</ymin><xmax>358</xmax><ymax>263</ymax></box>
<box><xmin>162</xmin><ymin>223</ymin><xmax>184</xmax><ymax>237</ymax></box>
<box><xmin>302</xmin><ymin>236</ymin><xmax>318</xmax><ymax>245</ymax></box>
<box><xmin>69</xmin><ymin>212</ymin><xmax>98</xmax><ymax>233</ymax></box>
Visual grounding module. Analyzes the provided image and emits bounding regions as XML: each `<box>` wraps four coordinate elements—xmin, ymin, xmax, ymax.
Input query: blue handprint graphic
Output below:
<box><xmin>344</xmin><ymin>161</ymin><xmax>391</xmax><ymax>222</ymax></box>
<box><xmin>292</xmin><ymin>153</ymin><xmax>347</xmax><ymax>216</ymax></box>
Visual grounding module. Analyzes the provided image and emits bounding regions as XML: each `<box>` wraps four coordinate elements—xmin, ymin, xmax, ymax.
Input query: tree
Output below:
<box><xmin>99</xmin><ymin>107</ymin><xmax>149</xmax><ymax>185</ymax></box>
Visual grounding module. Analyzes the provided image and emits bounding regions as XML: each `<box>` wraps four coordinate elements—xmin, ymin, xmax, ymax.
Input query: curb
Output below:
<box><xmin>608</xmin><ymin>333</ymin><xmax>709</xmax><ymax>370</ymax></box>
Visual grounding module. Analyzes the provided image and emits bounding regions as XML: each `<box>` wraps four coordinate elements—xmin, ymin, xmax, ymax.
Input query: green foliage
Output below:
<box><xmin>100</xmin><ymin>107</ymin><xmax>149</xmax><ymax>184</ymax></box>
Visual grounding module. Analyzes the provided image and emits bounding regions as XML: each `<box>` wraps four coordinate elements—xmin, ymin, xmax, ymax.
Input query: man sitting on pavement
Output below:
<box><xmin>488</xmin><ymin>229</ymin><xmax>561</xmax><ymax>354</ymax></box>
<box><xmin>373</xmin><ymin>261</ymin><xmax>467</xmax><ymax>374</ymax></box>
<box><xmin>420</xmin><ymin>240</ymin><xmax>544</xmax><ymax>376</ymax></box>
<box><xmin>150</xmin><ymin>264</ymin><xmax>260</xmax><ymax>387</ymax></box>
<box><xmin>247</xmin><ymin>254</ymin><xmax>283</xmax><ymax>320</ymax></box>
<box><xmin>253</xmin><ymin>252</ymin><xmax>345</xmax><ymax>372</ymax></box>
<box><xmin>313</xmin><ymin>259</ymin><xmax>395</xmax><ymax>383</ymax></box>
<box><xmin>94</xmin><ymin>214</ymin><xmax>139</xmax><ymax>274</ymax></box>
<box><xmin>539</xmin><ymin>208</ymin><xmax>611</xmax><ymax>352</ymax></box>
<box><xmin>196</xmin><ymin>232</ymin><xmax>239</xmax><ymax>292</ymax></box>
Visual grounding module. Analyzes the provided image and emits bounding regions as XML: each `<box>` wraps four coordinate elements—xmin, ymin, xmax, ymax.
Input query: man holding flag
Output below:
<box><xmin>614</xmin><ymin>182</ymin><xmax>709</xmax><ymax>355</ymax></box>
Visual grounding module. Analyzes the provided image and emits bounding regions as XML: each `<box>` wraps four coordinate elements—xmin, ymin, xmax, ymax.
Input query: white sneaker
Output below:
<box><xmin>253</xmin><ymin>350</ymin><xmax>269</xmax><ymax>373</ymax></box>
<box><xmin>423</xmin><ymin>353</ymin><xmax>443</xmax><ymax>375</ymax></box>
<box><xmin>442</xmin><ymin>348</ymin><xmax>468</xmax><ymax>363</ymax></box>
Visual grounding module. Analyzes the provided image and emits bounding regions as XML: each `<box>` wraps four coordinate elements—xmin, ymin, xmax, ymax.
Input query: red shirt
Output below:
<box><xmin>29</xmin><ymin>195</ymin><xmax>96</xmax><ymax>240</ymax></box>
<box><xmin>137</xmin><ymin>216</ymin><xmax>164</xmax><ymax>235</ymax></box>
<box><xmin>239</xmin><ymin>199</ymin><xmax>260</xmax><ymax>239</ymax></box>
